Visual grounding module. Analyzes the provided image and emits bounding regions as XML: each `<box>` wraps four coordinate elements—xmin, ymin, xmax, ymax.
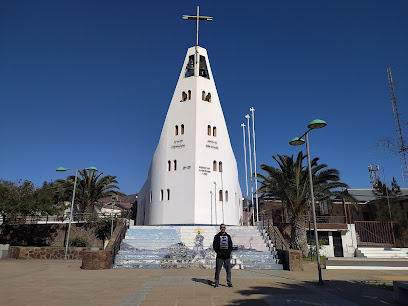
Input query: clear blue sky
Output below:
<box><xmin>1</xmin><ymin>0</ymin><xmax>407</xmax><ymax>195</ymax></box>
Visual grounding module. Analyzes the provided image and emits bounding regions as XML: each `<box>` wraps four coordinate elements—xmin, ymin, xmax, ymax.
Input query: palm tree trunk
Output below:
<box><xmin>290</xmin><ymin>215</ymin><xmax>308</xmax><ymax>256</ymax></box>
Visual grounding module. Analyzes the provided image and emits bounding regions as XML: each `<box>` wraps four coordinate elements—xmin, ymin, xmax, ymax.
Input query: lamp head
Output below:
<box><xmin>56</xmin><ymin>167</ymin><xmax>69</xmax><ymax>172</ymax></box>
<box><xmin>245</xmin><ymin>114</ymin><xmax>250</xmax><ymax>119</ymax></box>
<box><xmin>307</xmin><ymin>119</ymin><xmax>327</xmax><ymax>130</ymax></box>
<box><xmin>289</xmin><ymin>137</ymin><xmax>305</xmax><ymax>146</ymax></box>
<box><xmin>85</xmin><ymin>166</ymin><xmax>98</xmax><ymax>171</ymax></box>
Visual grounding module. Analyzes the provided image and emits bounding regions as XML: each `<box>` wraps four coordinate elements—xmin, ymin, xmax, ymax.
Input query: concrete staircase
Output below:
<box><xmin>325</xmin><ymin>247</ymin><xmax>408</xmax><ymax>270</ymax></box>
<box><xmin>356</xmin><ymin>247</ymin><xmax>408</xmax><ymax>259</ymax></box>
<box><xmin>113</xmin><ymin>225</ymin><xmax>283</xmax><ymax>270</ymax></box>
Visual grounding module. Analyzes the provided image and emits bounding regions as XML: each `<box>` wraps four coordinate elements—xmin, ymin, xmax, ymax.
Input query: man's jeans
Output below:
<box><xmin>214</xmin><ymin>258</ymin><xmax>232</xmax><ymax>285</ymax></box>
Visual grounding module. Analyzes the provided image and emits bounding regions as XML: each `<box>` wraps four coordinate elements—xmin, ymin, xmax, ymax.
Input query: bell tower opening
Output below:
<box><xmin>199</xmin><ymin>55</ymin><xmax>209</xmax><ymax>79</ymax></box>
<box><xmin>185</xmin><ymin>55</ymin><xmax>195</xmax><ymax>78</ymax></box>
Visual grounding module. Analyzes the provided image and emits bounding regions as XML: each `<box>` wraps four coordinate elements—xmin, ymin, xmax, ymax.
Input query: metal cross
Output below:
<box><xmin>183</xmin><ymin>6</ymin><xmax>213</xmax><ymax>46</ymax></box>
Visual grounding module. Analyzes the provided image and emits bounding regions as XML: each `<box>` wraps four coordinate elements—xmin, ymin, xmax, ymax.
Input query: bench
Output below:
<box><xmin>394</xmin><ymin>281</ymin><xmax>408</xmax><ymax>305</ymax></box>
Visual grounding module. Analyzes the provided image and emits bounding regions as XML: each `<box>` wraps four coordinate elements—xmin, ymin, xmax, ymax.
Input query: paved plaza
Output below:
<box><xmin>0</xmin><ymin>259</ymin><xmax>407</xmax><ymax>305</ymax></box>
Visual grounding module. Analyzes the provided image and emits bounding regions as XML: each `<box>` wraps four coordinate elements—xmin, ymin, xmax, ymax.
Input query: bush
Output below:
<box><xmin>69</xmin><ymin>236</ymin><xmax>88</xmax><ymax>247</ymax></box>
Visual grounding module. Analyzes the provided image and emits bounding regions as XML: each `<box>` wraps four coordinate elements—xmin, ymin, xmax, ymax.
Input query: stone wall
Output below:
<box><xmin>279</xmin><ymin>249</ymin><xmax>303</xmax><ymax>271</ymax></box>
<box><xmin>81</xmin><ymin>250</ymin><xmax>112</xmax><ymax>269</ymax></box>
<box><xmin>81</xmin><ymin>219</ymin><xmax>124</xmax><ymax>270</ymax></box>
<box><xmin>1</xmin><ymin>223</ymin><xmax>103</xmax><ymax>248</ymax></box>
<box><xmin>8</xmin><ymin>246</ymin><xmax>87</xmax><ymax>260</ymax></box>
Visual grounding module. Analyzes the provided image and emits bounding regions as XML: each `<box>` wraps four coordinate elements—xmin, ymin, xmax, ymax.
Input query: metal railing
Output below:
<box><xmin>259</xmin><ymin>216</ymin><xmax>289</xmax><ymax>253</ymax></box>
<box><xmin>303</xmin><ymin>215</ymin><xmax>346</xmax><ymax>224</ymax></box>
<box><xmin>1</xmin><ymin>212</ymin><xmax>129</xmax><ymax>225</ymax></box>
<box><xmin>355</xmin><ymin>221</ymin><xmax>395</xmax><ymax>247</ymax></box>
<box><xmin>109</xmin><ymin>211</ymin><xmax>131</xmax><ymax>265</ymax></box>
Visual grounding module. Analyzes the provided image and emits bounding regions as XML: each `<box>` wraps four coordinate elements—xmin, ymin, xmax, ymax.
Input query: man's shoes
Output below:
<box><xmin>214</xmin><ymin>282</ymin><xmax>219</xmax><ymax>288</ymax></box>
<box><xmin>228</xmin><ymin>283</ymin><xmax>234</xmax><ymax>288</ymax></box>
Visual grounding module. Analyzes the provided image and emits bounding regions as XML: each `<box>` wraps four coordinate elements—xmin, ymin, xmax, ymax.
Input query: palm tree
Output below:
<box><xmin>258</xmin><ymin>152</ymin><xmax>353</xmax><ymax>256</ymax></box>
<box><xmin>55</xmin><ymin>170</ymin><xmax>124</xmax><ymax>215</ymax></box>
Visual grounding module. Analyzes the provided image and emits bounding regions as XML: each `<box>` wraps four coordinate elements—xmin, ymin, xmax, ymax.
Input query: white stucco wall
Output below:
<box><xmin>342</xmin><ymin>224</ymin><xmax>358</xmax><ymax>257</ymax></box>
<box><xmin>308</xmin><ymin>225</ymin><xmax>358</xmax><ymax>258</ymax></box>
<box><xmin>137</xmin><ymin>46</ymin><xmax>242</xmax><ymax>225</ymax></box>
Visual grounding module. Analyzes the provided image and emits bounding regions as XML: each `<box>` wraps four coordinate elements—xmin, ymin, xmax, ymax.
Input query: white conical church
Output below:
<box><xmin>137</xmin><ymin>45</ymin><xmax>243</xmax><ymax>225</ymax></box>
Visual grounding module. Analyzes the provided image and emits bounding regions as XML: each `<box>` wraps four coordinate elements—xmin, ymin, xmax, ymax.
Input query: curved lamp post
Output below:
<box><xmin>56</xmin><ymin>166</ymin><xmax>98</xmax><ymax>260</ymax></box>
<box><xmin>289</xmin><ymin>119</ymin><xmax>326</xmax><ymax>285</ymax></box>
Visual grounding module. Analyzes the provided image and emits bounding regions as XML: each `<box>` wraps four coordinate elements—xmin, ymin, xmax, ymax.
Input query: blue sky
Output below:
<box><xmin>1</xmin><ymin>0</ymin><xmax>407</xmax><ymax>195</ymax></box>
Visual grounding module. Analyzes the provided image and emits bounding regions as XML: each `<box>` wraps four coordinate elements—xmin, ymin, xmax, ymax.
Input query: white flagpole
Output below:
<box><xmin>245</xmin><ymin>114</ymin><xmax>255</xmax><ymax>225</ymax></box>
<box><xmin>241</xmin><ymin>123</ymin><xmax>250</xmax><ymax>226</ymax></box>
<box><xmin>250</xmin><ymin>107</ymin><xmax>260</xmax><ymax>222</ymax></box>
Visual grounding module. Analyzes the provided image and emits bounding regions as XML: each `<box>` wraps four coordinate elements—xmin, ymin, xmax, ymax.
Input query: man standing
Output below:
<box><xmin>212</xmin><ymin>223</ymin><xmax>233</xmax><ymax>288</ymax></box>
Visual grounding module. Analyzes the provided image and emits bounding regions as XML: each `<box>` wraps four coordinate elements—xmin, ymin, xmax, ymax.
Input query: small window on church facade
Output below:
<box><xmin>219</xmin><ymin>161</ymin><xmax>223</xmax><ymax>172</ymax></box>
<box><xmin>219</xmin><ymin>190</ymin><xmax>223</xmax><ymax>201</ymax></box>
<box><xmin>160</xmin><ymin>189</ymin><xmax>163</xmax><ymax>201</ymax></box>
<box><xmin>208</xmin><ymin>125</ymin><xmax>211</xmax><ymax>136</ymax></box>
<box><xmin>181</xmin><ymin>91</ymin><xmax>187</xmax><ymax>102</ymax></box>
<box><xmin>213</xmin><ymin>127</ymin><xmax>217</xmax><ymax>137</ymax></box>
<box><xmin>174</xmin><ymin>160</ymin><xmax>177</xmax><ymax>171</ymax></box>
<box><xmin>168</xmin><ymin>160</ymin><xmax>171</xmax><ymax>171</ymax></box>
<box><xmin>167</xmin><ymin>189</ymin><xmax>170</xmax><ymax>200</ymax></box>
<box><xmin>150</xmin><ymin>191</ymin><xmax>152</xmax><ymax>203</ymax></box>
<box><xmin>202</xmin><ymin>91</ymin><xmax>206</xmax><ymax>101</ymax></box>
<box><xmin>213</xmin><ymin>161</ymin><xmax>217</xmax><ymax>171</ymax></box>
<box><xmin>205</xmin><ymin>93</ymin><xmax>211</xmax><ymax>103</ymax></box>
<box><xmin>181</xmin><ymin>124</ymin><xmax>184</xmax><ymax>135</ymax></box>
<box><xmin>188</xmin><ymin>90</ymin><xmax>191</xmax><ymax>100</ymax></box>
<box><xmin>225</xmin><ymin>191</ymin><xmax>228</xmax><ymax>202</ymax></box>
<box><xmin>175</xmin><ymin>125</ymin><xmax>178</xmax><ymax>136</ymax></box>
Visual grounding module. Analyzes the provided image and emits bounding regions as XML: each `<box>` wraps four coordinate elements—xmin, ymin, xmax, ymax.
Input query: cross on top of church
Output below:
<box><xmin>183</xmin><ymin>6</ymin><xmax>213</xmax><ymax>46</ymax></box>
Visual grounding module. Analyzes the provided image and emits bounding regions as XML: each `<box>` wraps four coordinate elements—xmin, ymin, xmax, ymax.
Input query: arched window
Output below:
<box><xmin>225</xmin><ymin>191</ymin><xmax>229</xmax><ymax>202</ymax></box>
<box><xmin>167</xmin><ymin>189</ymin><xmax>170</xmax><ymax>200</ymax></box>
<box><xmin>219</xmin><ymin>190</ymin><xmax>223</xmax><ymax>201</ymax></box>
<box><xmin>188</xmin><ymin>90</ymin><xmax>191</xmax><ymax>100</ymax></box>
<box><xmin>202</xmin><ymin>91</ymin><xmax>206</xmax><ymax>101</ymax></box>
<box><xmin>160</xmin><ymin>189</ymin><xmax>163</xmax><ymax>201</ymax></box>
<box><xmin>207</xmin><ymin>125</ymin><xmax>211</xmax><ymax>136</ymax></box>
<box><xmin>213</xmin><ymin>161</ymin><xmax>217</xmax><ymax>171</ymax></box>
<box><xmin>175</xmin><ymin>125</ymin><xmax>178</xmax><ymax>136</ymax></box>
<box><xmin>213</xmin><ymin>126</ymin><xmax>217</xmax><ymax>137</ymax></box>
<box><xmin>181</xmin><ymin>124</ymin><xmax>184</xmax><ymax>135</ymax></box>
<box><xmin>219</xmin><ymin>161</ymin><xmax>223</xmax><ymax>172</ymax></box>
<box><xmin>181</xmin><ymin>91</ymin><xmax>187</xmax><ymax>102</ymax></box>
<box><xmin>174</xmin><ymin>160</ymin><xmax>177</xmax><ymax>171</ymax></box>
<box><xmin>150</xmin><ymin>191</ymin><xmax>152</xmax><ymax>203</ymax></box>
<box><xmin>168</xmin><ymin>160</ymin><xmax>171</xmax><ymax>171</ymax></box>
<box><xmin>205</xmin><ymin>93</ymin><xmax>211</xmax><ymax>102</ymax></box>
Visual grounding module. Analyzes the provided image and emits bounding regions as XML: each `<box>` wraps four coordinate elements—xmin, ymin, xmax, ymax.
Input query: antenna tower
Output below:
<box><xmin>387</xmin><ymin>67</ymin><xmax>408</xmax><ymax>187</ymax></box>
<box><xmin>368</xmin><ymin>164</ymin><xmax>380</xmax><ymax>187</ymax></box>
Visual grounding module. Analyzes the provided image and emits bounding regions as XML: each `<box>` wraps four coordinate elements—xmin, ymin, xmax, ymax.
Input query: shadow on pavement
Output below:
<box><xmin>191</xmin><ymin>277</ymin><xmax>214</xmax><ymax>287</ymax></box>
<box><xmin>228</xmin><ymin>280</ymin><xmax>395</xmax><ymax>306</ymax></box>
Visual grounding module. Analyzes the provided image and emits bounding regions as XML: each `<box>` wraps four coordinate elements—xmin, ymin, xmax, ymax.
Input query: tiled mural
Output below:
<box><xmin>114</xmin><ymin>226</ymin><xmax>282</xmax><ymax>270</ymax></box>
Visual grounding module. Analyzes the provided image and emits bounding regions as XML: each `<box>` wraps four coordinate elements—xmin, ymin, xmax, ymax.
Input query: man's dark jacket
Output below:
<box><xmin>213</xmin><ymin>231</ymin><xmax>233</xmax><ymax>259</ymax></box>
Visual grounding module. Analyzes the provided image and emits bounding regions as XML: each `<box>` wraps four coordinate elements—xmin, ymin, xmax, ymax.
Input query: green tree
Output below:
<box><xmin>0</xmin><ymin>180</ymin><xmax>59</xmax><ymax>223</ymax></box>
<box><xmin>257</xmin><ymin>152</ymin><xmax>353</xmax><ymax>255</ymax></box>
<box><xmin>54</xmin><ymin>170</ymin><xmax>124</xmax><ymax>214</ymax></box>
<box><xmin>373</xmin><ymin>178</ymin><xmax>408</xmax><ymax>246</ymax></box>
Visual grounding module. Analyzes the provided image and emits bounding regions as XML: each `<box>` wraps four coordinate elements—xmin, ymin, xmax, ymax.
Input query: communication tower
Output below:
<box><xmin>387</xmin><ymin>67</ymin><xmax>408</xmax><ymax>187</ymax></box>
<box><xmin>368</xmin><ymin>164</ymin><xmax>380</xmax><ymax>187</ymax></box>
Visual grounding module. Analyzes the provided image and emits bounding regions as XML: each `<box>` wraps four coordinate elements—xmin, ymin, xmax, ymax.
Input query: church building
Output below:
<box><xmin>137</xmin><ymin>11</ymin><xmax>243</xmax><ymax>225</ymax></box>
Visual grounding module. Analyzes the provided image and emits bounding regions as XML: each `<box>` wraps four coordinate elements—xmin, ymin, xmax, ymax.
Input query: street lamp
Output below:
<box><xmin>56</xmin><ymin>166</ymin><xmax>98</xmax><ymax>260</ymax></box>
<box><xmin>289</xmin><ymin>119</ymin><xmax>326</xmax><ymax>285</ymax></box>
